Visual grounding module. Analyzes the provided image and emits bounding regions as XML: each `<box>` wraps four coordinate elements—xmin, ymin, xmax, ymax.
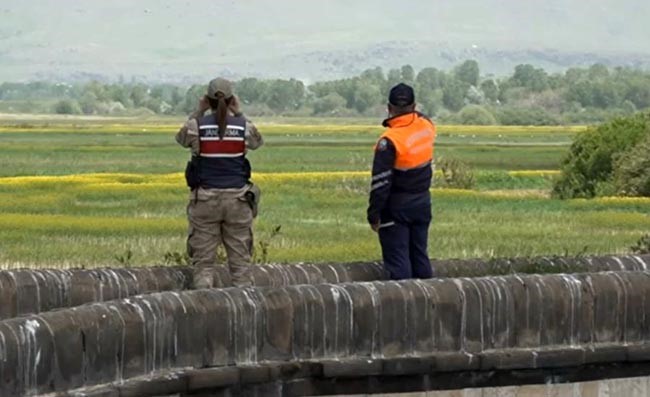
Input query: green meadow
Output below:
<box><xmin>0</xmin><ymin>119</ymin><xmax>647</xmax><ymax>268</ymax></box>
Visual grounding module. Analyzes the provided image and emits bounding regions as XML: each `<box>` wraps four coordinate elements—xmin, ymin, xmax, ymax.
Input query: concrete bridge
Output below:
<box><xmin>0</xmin><ymin>254</ymin><xmax>649</xmax><ymax>396</ymax></box>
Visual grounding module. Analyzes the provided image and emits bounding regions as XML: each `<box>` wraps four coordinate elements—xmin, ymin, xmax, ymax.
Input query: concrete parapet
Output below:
<box><xmin>430</xmin><ymin>253</ymin><xmax>650</xmax><ymax>278</ymax></box>
<box><xmin>0</xmin><ymin>267</ymin><xmax>191</xmax><ymax>320</ymax></box>
<box><xmin>3</xmin><ymin>270</ymin><xmax>650</xmax><ymax>395</ymax></box>
<box><xmin>0</xmin><ymin>254</ymin><xmax>647</xmax><ymax>320</ymax></box>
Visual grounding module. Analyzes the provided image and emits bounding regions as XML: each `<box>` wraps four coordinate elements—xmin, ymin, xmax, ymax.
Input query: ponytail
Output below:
<box><xmin>217</xmin><ymin>95</ymin><xmax>228</xmax><ymax>138</ymax></box>
<box><xmin>209</xmin><ymin>94</ymin><xmax>231</xmax><ymax>138</ymax></box>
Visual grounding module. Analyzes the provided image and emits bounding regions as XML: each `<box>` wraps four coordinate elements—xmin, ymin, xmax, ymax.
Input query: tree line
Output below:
<box><xmin>2</xmin><ymin>61</ymin><xmax>650</xmax><ymax>125</ymax></box>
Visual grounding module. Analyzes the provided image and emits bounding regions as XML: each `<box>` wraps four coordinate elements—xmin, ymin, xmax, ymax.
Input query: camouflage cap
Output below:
<box><xmin>207</xmin><ymin>77</ymin><xmax>233</xmax><ymax>99</ymax></box>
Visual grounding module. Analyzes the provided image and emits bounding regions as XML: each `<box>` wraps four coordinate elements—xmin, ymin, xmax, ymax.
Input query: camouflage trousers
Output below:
<box><xmin>187</xmin><ymin>189</ymin><xmax>254</xmax><ymax>288</ymax></box>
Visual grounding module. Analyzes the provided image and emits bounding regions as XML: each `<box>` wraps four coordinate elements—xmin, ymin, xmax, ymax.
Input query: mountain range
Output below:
<box><xmin>2</xmin><ymin>0</ymin><xmax>649</xmax><ymax>83</ymax></box>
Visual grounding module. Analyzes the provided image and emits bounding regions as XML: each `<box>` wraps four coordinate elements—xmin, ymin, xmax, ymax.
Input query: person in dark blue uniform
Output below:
<box><xmin>367</xmin><ymin>83</ymin><xmax>437</xmax><ymax>280</ymax></box>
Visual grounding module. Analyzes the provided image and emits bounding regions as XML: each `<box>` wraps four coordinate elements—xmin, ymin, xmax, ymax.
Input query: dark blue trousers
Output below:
<box><xmin>378</xmin><ymin>198</ymin><xmax>432</xmax><ymax>280</ymax></box>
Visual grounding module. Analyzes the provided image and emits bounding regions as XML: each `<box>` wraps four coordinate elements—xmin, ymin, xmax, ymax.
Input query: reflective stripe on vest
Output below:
<box><xmin>380</xmin><ymin>114</ymin><xmax>436</xmax><ymax>171</ymax></box>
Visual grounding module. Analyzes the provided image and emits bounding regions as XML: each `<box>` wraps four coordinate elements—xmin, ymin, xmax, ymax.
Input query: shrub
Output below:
<box><xmin>253</xmin><ymin>225</ymin><xmax>282</xmax><ymax>264</ymax></box>
<box><xmin>561</xmin><ymin>108</ymin><xmax>627</xmax><ymax>124</ymax></box>
<box><xmin>613</xmin><ymin>134</ymin><xmax>650</xmax><ymax>196</ymax></box>
<box><xmin>435</xmin><ymin>157</ymin><xmax>475</xmax><ymax>189</ymax></box>
<box><xmin>53</xmin><ymin>99</ymin><xmax>81</xmax><ymax>115</ymax></box>
<box><xmin>456</xmin><ymin>105</ymin><xmax>497</xmax><ymax>125</ymax></box>
<box><xmin>113</xmin><ymin>248</ymin><xmax>133</xmax><ymax>267</ymax></box>
<box><xmin>162</xmin><ymin>251</ymin><xmax>190</xmax><ymax>266</ymax></box>
<box><xmin>495</xmin><ymin>106</ymin><xmax>560</xmax><ymax>126</ymax></box>
<box><xmin>631</xmin><ymin>234</ymin><xmax>650</xmax><ymax>255</ymax></box>
<box><xmin>552</xmin><ymin>112</ymin><xmax>650</xmax><ymax>199</ymax></box>
<box><xmin>313</xmin><ymin>93</ymin><xmax>347</xmax><ymax>115</ymax></box>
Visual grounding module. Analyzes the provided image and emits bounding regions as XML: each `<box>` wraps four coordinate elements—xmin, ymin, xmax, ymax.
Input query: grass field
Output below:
<box><xmin>0</xmin><ymin>118</ymin><xmax>647</xmax><ymax>269</ymax></box>
<box><xmin>0</xmin><ymin>121</ymin><xmax>575</xmax><ymax>176</ymax></box>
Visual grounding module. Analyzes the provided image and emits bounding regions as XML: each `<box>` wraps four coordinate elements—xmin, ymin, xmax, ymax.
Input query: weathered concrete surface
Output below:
<box><xmin>47</xmin><ymin>354</ymin><xmax>650</xmax><ymax>396</ymax></box>
<box><xmin>4</xmin><ymin>270</ymin><xmax>650</xmax><ymax>395</ymax></box>
<box><xmin>429</xmin><ymin>254</ymin><xmax>650</xmax><ymax>278</ymax></box>
<box><xmin>0</xmin><ymin>262</ymin><xmax>384</xmax><ymax>320</ymax></box>
<box><xmin>1</xmin><ymin>254</ymin><xmax>648</xmax><ymax>320</ymax></box>
<box><xmin>0</xmin><ymin>267</ymin><xmax>190</xmax><ymax>321</ymax></box>
<box><xmin>332</xmin><ymin>374</ymin><xmax>650</xmax><ymax>396</ymax></box>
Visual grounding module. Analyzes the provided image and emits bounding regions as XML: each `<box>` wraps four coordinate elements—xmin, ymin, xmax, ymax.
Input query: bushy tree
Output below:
<box><xmin>495</xmin><ymin>107</ymin><xmax>560</xmax><ymax>126</ymax></box>
<box><xmin>236</xmin><ymin>78</ymin><xmax>268</xmax><ymax>104</ymax></box>
<box><xmin>4</xmin><ymin>60</ymin><xmax>650</xmax><ymax>122</ymax></box>
<box><xmin>480</xmin><ymin>79</ymin><xmax>499</xmax><ymax>102</ymax></box>
<box><xmin>417</xmin><ymin>89</ymin><xmax>442</xmax><ymax>117</ymax></box>
<box><xmin>511</xmin><ymin>64</ymin><xmax>549</xmax><ymax>92</ymax></box>
<box><xmin>613</xmin><ymin>133</ymin><xmax>650</xmax><ymax>196</ymax></box>
<box><xmin>264</xmin><ymin>79</ymin><xmax>305</xmax><ymax>113</ymax></box>
<box><xmin>454</xmin><ymin>60</ymin><xmax>480</xmax><ymax>86</ymax></box>
<box><xmin>564</xmin><ymin>67</ymin><xmax>589</xmax><ymax>84</ymax></box>
<box><xmin>313</xmin><ymin>92</ymin><xmax>346</xmax><ymax>115</ymax></box>
<box><xmin>553</xmin><ymin>112</ymin><xmax>650</xmax><ymax>198</ymax></box>
<box><xmin>130</xmin><ymin>84</ymin><xmax>148</xmax><ymax>108</ymax></box>
<box><xmin>416</xmin><ymin>67</ymin><xmax>441</xmax><ymax>91</ymax></box>
<box><xmin>360</xmin><ymin>67</ymin><xmax>386</xmax><ymax>87</ymax></box>
<box><xmin>565</xmin><ymin>80</ymin><xmax>622</xmax><ymax>109</ymax></box>
<box><xmin>387</xmin><ymin>68</ymin><xmax>402</xmax><ymax>87</ymax></box>
<box><xmin>176</xmin><ymin>84</ymin><xmax>204</xmax><ymax>114</ymax></box>
<box><xmin>352</xmin><ymin>82</ymin><xmax>381</xmax><ymax>113</ymax></box>
<box><xmin>401</xmin><ymin>65</ymin><xmax>415</xmax><ymax>84</ymax></box>
<box><xmin>53</xmin><ymin>99</ymin><xmax>81</xmax><ymax>115</ymax></box>
<box><xmin>79</xmin><ymin>92</ymin><xmax>98</xmax><ymax>114</ymax></box>
<box><xmin>442</xmin><ymin>79</ymin><xmax>466</xmax><ymax>112</ymax></box>
<box><xmin>588</xmin><ymin>64</ymin><xmax>610</xmax><ymax>80</ymax></box>
<box><xmin>624</xmin><ymin>78</ymin><xmax>650</xmax><ymax>109</ymax></box>
<box><xmin>456</xmin><ymin>105</ymin><xmax>497</xmax><ymax>125</ymax></box>
<box><xmin>106</xmin><ymin>84</ymin><xmax>132</xmax><ymax>107</ymax></box>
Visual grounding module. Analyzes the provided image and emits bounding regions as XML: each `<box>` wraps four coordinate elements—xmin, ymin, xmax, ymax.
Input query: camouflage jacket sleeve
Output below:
<box><xmin>244</xmin><ymin>118</ymin><xmax>264</xmax><ymax>150</ymax></box>
<box><xmin>175</xmin><ymin>112</ymin><xmax>202</xmax><ymax>154</ymax></box>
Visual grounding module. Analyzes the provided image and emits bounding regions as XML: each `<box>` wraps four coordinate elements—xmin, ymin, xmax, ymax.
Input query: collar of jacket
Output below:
<box><xmin>382</xmin><ymin>112</ymin><xmax>419</xmax><ymax>128</ymax></box>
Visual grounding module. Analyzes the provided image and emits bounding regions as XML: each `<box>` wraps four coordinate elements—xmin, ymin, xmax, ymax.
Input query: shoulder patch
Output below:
<box><xmin>376</xmin><ymin>138</ymin><xmax>389</xmax><ymax>151</ymax></box>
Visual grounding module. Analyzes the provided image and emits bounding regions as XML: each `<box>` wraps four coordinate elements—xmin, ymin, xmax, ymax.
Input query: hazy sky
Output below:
<box><xmin>1</xmin><ymin>0</ymin><xmax>649</xmax><ymax>81</ymax></box>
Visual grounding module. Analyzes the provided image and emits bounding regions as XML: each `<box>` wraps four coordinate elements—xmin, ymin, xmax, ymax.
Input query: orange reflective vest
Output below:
<box><xmin>380</xmin><ymin>113</ymin><xmax>436</xmax><ymax>170</ymax></box>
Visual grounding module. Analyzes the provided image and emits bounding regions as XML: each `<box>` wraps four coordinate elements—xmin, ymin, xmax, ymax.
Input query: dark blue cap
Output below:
<box><xmin>388</xmin><ymin>83</ymin><xmax>415</xmax><ymax>106</ymax></box>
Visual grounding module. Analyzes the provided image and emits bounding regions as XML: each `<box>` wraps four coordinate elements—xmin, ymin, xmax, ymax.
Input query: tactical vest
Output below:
<box><xmin>380</xmin><ymin>113</ymin><xmax>436</xmax><ymax>171</ymax></box>
<box><xmin>195</xmin><ymin>114</ymin><xmax>250</xmax><ymax>189</ymax></box>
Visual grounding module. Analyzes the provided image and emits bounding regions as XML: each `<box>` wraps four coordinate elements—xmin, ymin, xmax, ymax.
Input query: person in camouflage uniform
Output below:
<box><xmin>176</xmin><ymin>78</ymin><xmax>263</xmax><ymax>288</ymax></box>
